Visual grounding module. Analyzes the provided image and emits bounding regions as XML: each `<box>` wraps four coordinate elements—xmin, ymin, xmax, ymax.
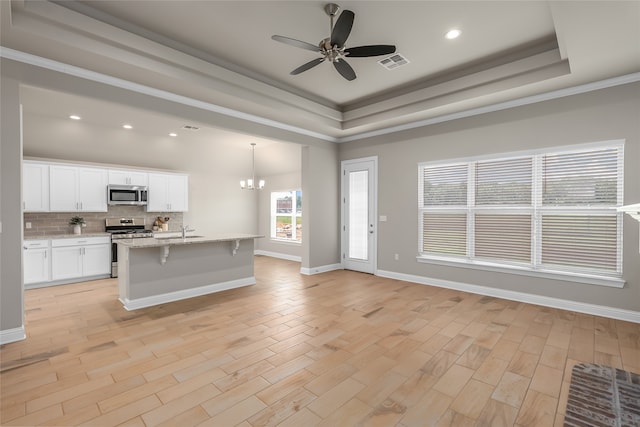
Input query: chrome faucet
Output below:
<box><xmin>182</xmin><ymin>225</ymin><xmax>190</xmax><ymax>239</ymax></box>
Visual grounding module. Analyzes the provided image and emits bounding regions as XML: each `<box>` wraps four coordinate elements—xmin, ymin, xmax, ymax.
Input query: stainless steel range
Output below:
<box><xmin>106</xmin><ymin>217</ymin><xmax>153</xmax><ymax>277</ymax></box>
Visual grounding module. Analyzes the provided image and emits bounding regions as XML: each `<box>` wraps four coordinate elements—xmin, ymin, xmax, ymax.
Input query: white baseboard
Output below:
<box><xmin>254</xmin><ymin>250</ymin><xmax>301</xmax><ymax>263</ymax></box>
<box><xmin>377</xmin><ymin>270</ymin><xmax>640</xmax><ymax>323</ymax></box>
<box><xmin>0</xmin><ymin>326</ymin><xmax>26</xmax><ymax>345</ymax></box>
<box><xmin>300</xmin><ymin>263</ymin><xmax>343</xmax><ymax>275</ymax></box>
<box><xmin>120</xmin><ymin>277</ymin><xmax>256</xmax><ymax>311</ymax></box>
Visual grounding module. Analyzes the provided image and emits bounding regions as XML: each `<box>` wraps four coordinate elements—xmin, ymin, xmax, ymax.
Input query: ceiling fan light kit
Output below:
<box><xmin>272</xmin><ymin>3</ymin><xmax>396</xmax><ymax>81</ymax></box>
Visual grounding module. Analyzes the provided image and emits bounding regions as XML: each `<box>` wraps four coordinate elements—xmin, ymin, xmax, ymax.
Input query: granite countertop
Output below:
<box><xmin>24</xmin><ymin>232</ymin><xmax>111</xmax><ymax>240</ymax></box>
<box><xmin>114</xmin><ymin>233</ymin><xmax>262</xmax><ymax>248</ymax></box>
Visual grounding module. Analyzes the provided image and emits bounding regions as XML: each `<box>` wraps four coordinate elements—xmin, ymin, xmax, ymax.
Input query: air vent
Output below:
<box><xmin>378</xmin><ymin>53</ymin><xmax>410</xmax><ymax>70</ymax></box>
<box><xmin>181</xmin><ymin>125</ymin><xmax>200</xmax><ymax>131</ymax></box>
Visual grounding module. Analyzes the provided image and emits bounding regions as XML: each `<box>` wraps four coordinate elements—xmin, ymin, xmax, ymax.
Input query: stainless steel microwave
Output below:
<box><xmin>107</xmin><ymin>185</ymin><xmax>148</xmax><ymax>206</ymax></box>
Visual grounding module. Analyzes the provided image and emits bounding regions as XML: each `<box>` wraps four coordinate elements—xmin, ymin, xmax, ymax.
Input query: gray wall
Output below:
<box><xmin>257</xmin><ymin>170</ymin><xmax>303</xmax><ymax>259</ymax></box>
<box><xmin>1</xmin><ymin>75</ymin><xmax>24</xmax><ymax>338</ymax></box>
<box><xmin>302</xmin><ymin>144</ymin><xmax>341</xmax><ymax>271</ymax></box>
<box><xmin>339</xmin><ymin>82</ymin><xmax>640</xmax><ymax>312</ymax></box>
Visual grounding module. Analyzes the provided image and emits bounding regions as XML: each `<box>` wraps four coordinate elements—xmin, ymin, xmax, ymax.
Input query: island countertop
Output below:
<box><xmin>113</xmin><ymin>233</ymin><xmax>262</xmax><ymax>248</ymax></box>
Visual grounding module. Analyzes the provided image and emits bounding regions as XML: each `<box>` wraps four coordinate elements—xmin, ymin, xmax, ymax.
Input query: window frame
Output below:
<box><xmin>417</xmin><ymin>140</ymin><xmax>625</xmax><ymax>288</ymax></box>
<box><xmin>270</xmin><ymin>189</ymin><xmax>302</xmax><ymax>244</ymax></box>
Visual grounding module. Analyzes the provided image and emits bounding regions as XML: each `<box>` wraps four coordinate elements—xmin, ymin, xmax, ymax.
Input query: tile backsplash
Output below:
<box><xmin>24</xmin><ymin>206</ymin><xmax>183</xmax><ymax>237</ymax></box>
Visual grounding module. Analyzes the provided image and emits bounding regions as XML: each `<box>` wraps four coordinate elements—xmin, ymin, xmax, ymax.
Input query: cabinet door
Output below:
<box><xmin>23</xmin><ymin>162</ymin><xmax>49</xmax><ymax>212</ymax></box>
<box><xmin>167</xmin><ymin>174</ymin><xmax>188</xmax><ymax>212</ymax></box>
<box><xmin>108</xmin><ymin>170</ymin><xmax>148</xmax><ymax>186</ymax></box>
<box><xmin>52</xmin><ymin>246</ymin><xmax>83</xmax><ymax>280</ymax></box>
<box><xmin>83</xmin><ymin>244</ymin><xmax>111</xmax><ymax>276</ymax></box>
<box><xmin>128</xmin><ymin>171</ymin><xmax>149</xmax><ymax>186</ymax></box>
<box><xmin>49</xmin><ymin>166</ymin><xmax>79</xmax><ymax>212</ymax></box>
<box><xmin>24</xmin><ymin>248</ymin><xmax>50</xmax><ymax>284</ymax></box>
<box><xmin>147</xmin><ymin>173</ymin><xmax>188</xmax><ymax>212</ymax></box>
<box><xmin>78</xmin><ymin>168</ymin><xmax>108</xmax><ymax>212</ymax></box>
<box><xmin>147</xmin><ymin>173</ymin><xmax>169</xmax><ymax>212</ymax></box>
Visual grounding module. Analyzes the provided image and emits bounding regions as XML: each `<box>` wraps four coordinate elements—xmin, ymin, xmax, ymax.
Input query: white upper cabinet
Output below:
<box><xmin>147</xmin><ymin>173</ymin><xmax>188</xmax><ymax>212</ymax></box>
<box><xmin>108</xmin><ymin>169</ymin><xmax>148</xmax><ymax>186</ymax></box>
<box><xmin>23</xmin><ymin>161</ymin><xmax>49</xmax><ymax>212</ymax></box>
<box><xmin>49</xmin><ymin>165</ymin><xmax>108</xmax><ymax>212</ymax></box>
<box><xmin>78</xmin><ymin>168</ymin><xmax>108</xmax><ymax>211</ymax></box>
<box><xmin>24</xmin><ymin>160</ymin><xmax>187</xmax><ymax>213</ymax></box>
<box><xmin>49</xmin><ymin>165</ymin><xmax>78</xmax><ymax>212</ymax></box>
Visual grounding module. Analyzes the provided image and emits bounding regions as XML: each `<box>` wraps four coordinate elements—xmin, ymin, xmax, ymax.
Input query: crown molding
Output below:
<box><xmin>2</xmin><ymin>47</ymin><xmax>639</xmax><ymax>144</ymax></box>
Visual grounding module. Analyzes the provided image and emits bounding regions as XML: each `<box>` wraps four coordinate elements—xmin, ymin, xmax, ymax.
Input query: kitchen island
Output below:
<box><xmin>115</xmin><ymin>234</ymin><xmax>261</xmax><ymax>310</ymax></box>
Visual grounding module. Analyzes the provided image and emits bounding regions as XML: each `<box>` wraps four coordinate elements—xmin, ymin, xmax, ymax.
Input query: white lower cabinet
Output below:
<box><xmin>82</xmin><ymin>244</ymin><xmax>112</xmax><ymax>277</ymax></box>
<box><xmin>51</xmin><ymin>245</ymin><xmax>84</xmax><ymax>281</ymax></box>
<box><xmin>23</xmin><ymin>240</ymin><xmax>51</xmax><ymax>286</ymax></box>
<box><xmin>49</xmin><ymin>236</ymin><xmax>111</xmax><ymax>283</ymax></box>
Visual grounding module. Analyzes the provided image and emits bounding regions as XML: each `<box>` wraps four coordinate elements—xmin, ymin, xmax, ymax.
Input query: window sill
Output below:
<box><xmin>416</xmin><ymin>255</ymin><xmax>625</xmax><ymax>288</ymax></box>
<box><xmin>269</xmin><ymin>238</ymin><xmax>301</xmax><ymax>246</ymax></box>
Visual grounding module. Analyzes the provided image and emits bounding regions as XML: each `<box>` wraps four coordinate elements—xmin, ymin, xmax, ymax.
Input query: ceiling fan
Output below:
<box><xmin>271</xmin><ymin>3</ymin><xmax>396</xmax><ymax>81</ymax></box>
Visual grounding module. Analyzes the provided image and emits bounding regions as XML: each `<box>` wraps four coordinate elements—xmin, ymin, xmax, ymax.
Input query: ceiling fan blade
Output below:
<box><xmin>330</xmin><ymin>10</ymin><xmax>354</xmax><ymax>47</ymax></box>
<box><xmin>290</xmin><ymin>57</ymin><xmax>325</xmax><ymax>75</ymax></box>
<box><xmin>345</xmin><ymin>45</ymin><xmax>396</xmax><ymax>57</ymax></box>
<box><xmin>333</xmin><ymin>59</ymin><xmax>356</xmax><ymax>81</ymax></box>
<box><xmin>271</xmin><ymin>35</ymin><xmax>320</xmax><ymax>53</ymax></box>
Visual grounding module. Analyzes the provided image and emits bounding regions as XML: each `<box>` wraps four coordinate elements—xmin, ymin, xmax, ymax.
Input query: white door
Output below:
<box><xmin>342</xmin><ymin>157</ymin><xmax>377</xmax><ymax>274</ymax></box>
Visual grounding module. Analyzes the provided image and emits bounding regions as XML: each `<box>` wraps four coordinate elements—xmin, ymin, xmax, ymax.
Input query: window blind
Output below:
<box><xmin>475</xmin><ymin>214</ymin><xmax>532</xmax><ymax>263</ymax></box>
<box><xmin>476</xmin><ymin>157</ymin><xmax>532</xmax><ymax>205</ymax></box>
<box><xmin>541</xmin><ymin>214</ymin><xmax>618</xmax><ymax>271</ymax></box>
<box><xmin>542</xmin><ymin>147</ymin><xmax>620</xmax><ymax>206</ymax></box>
<box><xmin>422</xmin><ymin>213</ymin><xmax>466</xmax><ymax>256</ymax></box>
<box><xmin>418</xmin><ymin>141</ymin><xmax>624</xmax><ymax>282</ymax></box>
<box><xmin>422</xmin><ymin>164</ymin><xmax>467</xmax><ymax>206</ymax></box>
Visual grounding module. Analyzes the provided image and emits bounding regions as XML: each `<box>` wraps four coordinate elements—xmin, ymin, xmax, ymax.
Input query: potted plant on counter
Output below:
<box><xmin>69</xmin><ymin>216</ymin><xmax>86</xmax><ymax>235</ymax></box>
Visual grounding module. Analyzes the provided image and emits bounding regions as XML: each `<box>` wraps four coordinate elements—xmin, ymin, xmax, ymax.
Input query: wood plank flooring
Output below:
<box><xmin>1</xmin><ymin>256</ymin><xmax>639</xmax><ymax>426</ymax></box>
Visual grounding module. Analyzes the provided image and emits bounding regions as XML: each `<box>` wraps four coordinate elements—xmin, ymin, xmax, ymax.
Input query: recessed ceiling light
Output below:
<box><xmin>445</xmin><ymin>29</ymin><xmax>461</xmax><ymax>40</ymax></box>
<box><xmin>122</xmin><ymin>124</ymin><xmax>133</xmax><ymax>129</ymax></box>
<box><xmin>69</xmin><ymin>115</ymin><xmax>81</xmax><ymax>120</ymax></box>
<box><xmin>169</xmin><ymin>133</ymin><xmax>177</xmax><ymax>137</ymax></box>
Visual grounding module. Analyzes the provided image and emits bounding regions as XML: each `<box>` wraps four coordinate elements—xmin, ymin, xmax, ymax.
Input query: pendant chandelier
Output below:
<box><xmin>240</xmin><ymin>143</ymin><xmax>265</xmax><ymax>190</ymax></box>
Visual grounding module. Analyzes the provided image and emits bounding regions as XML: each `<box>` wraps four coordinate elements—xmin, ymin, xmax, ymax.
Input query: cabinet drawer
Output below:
<box><xmin>52</xmin><ymin>236</ymin><xmax>110</xmax><ymax>247</ymax></box>
<box><xmin>23</xmin><ymin>239</ymin><xmax>49</xmax><ymax>249</ymax></box>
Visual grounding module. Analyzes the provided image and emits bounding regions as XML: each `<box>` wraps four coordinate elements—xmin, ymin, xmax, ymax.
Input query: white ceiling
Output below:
<box><xmin>1</xmin><ymin>0</ymin><xmax>639</xmax><ymax>141</ymax></box>
<box><xmin>66</xmin><ymin>0</ymin><xmax>558</xmax><ymax>106</ymax></box>
<box><xmin>20</xmin><ymin>85</ymin><xmax>302</xmax><ymax>177</ymax></box>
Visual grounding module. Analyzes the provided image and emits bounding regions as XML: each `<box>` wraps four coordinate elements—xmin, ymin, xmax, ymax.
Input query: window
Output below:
<box><xmin>418</xmin><ymin>141</ymin><xmax>624</xmax><ymax>285</ymax></box>
<box><xmin>271</xmin><ymin>190</ymin><xmax>302</xmax><ymax>243</ymax></box>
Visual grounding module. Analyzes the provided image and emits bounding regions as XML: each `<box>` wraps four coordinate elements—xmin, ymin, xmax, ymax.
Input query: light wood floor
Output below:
<box><xmin>1</xmin><ymin>256</ymin><xmax>639</xmax><ymax>426</ymax></box>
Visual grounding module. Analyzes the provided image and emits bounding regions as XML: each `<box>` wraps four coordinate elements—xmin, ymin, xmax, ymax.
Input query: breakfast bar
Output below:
<box><xmin>115</xmin><ymin>234</ymin><xmax>261</xmax><ymax>310</ymax></box>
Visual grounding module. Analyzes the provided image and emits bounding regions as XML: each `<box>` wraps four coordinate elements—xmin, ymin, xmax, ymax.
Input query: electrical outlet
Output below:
<box><xmin>25</xmin><ymin>222</ymin><xmax>32</xmax><ymax>229</ymax></box>
<box><xmin>394</xmin><ymin>253</ymin><xmax>399</xmax><ymax>261</ymax></box>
